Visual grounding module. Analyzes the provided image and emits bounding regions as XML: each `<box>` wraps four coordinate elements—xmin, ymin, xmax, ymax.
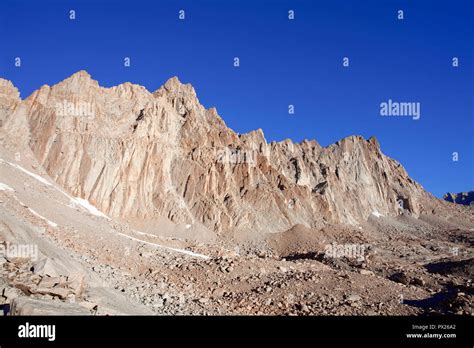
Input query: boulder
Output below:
<box><xmin>66</xmin><ymin>273</ymin><xmax>85</xmax><ymax>296</ymax></box>
<box><xmin>9</xmin><ymin>296</ymin><xmax>90</xmax><ymax>315</ymax></box>
<box><xmin>0</xmin><ymin>277</ymin><xmax>8</xmax><ymax>293</ymax></box>
<box><xmin>33</xmin><ymin>287</ymin><xmax>71</xmax><ymax>299</ymax></box>
<box><xmin>2</xmin><ymin>286</ymin><xmax>23</xmax><ymax>302</ymax></box>
<box><xmin>390</xmin><ymin>271</ymin><xmax>410</xmax><ymax>285</ymax></box>
<box><xmin>37</xmin><ymin>276</ymin><xmax>61</xmax><ymax>288</ymax></box>
<box><xmin>32</xmin><ymin>257</ymin><xmax>70</xmax><ymax>278</ymax></box>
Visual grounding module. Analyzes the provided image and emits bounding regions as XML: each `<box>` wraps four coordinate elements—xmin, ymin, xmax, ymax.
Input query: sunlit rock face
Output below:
<box><xmin>0</xmin><ymin>71</ymin><xmax>432</xmax><ymax>235</ymax></box>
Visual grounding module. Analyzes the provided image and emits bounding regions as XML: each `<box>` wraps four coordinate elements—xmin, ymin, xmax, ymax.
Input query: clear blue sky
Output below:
<box><xmin>1</xmin><ymin>0</ymin><xmax>472</xmax><ymax>197</ymax></box>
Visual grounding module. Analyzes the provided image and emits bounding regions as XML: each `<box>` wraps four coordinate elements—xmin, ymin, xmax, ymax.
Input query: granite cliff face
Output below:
<box><xmin>0</xmin><ymin>71</ymin><xmax>432</xmax><ymax>235</ymax></box>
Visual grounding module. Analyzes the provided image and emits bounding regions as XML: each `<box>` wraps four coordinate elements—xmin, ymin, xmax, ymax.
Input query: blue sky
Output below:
<box><xmin>1</xmin><ymin>0</ymin><xmax>473</xmax><ymax>197</ymax></box>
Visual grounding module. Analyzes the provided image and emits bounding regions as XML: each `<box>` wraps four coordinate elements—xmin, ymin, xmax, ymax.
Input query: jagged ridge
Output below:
<box><xmin>0</xmin><ymin>71</ymin><xmax>432</xmax><ymax>235</ymax></box>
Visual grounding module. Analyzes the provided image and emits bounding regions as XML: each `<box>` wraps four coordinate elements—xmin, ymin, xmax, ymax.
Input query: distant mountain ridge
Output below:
<box><xmin>444</xmin><ymin>191</ymin><xmax>474</xmax><ymax>206</ymax></box>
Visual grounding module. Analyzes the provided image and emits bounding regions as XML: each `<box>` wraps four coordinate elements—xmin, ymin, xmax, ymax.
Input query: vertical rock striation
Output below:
<box><xmin>0</xmin><ymin>71</ymin><xmax>433</xmax><ymax>235</ymax></box>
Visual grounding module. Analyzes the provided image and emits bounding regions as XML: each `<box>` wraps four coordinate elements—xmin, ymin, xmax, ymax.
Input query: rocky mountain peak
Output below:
<box><xmin>0</xmin><ymin>73</ymin><xmax>435</xmax><ymax>235</ymax></box>
<box><xmin>0</xmin><ymin>78</ymin><xmax>20</xmax><ymax>102</ymax></box>
<box><xmin>62</xmin><ymin>70</ymin><xmax>95</xmax><ymax>84</ymax></box>
<box><xmin>156</xmin><ymin>76</ymin><xmax>197</xmax><ymax>98</ymax></box>
<box><xmin>368</xmin><ymin>135</ymin><xmax>380</xmax><ymax>148</ymax></box>
<box><xmin>51</xmin><ymin>70</ymin><xmax>100</xmax><ymax>96</ymax></box>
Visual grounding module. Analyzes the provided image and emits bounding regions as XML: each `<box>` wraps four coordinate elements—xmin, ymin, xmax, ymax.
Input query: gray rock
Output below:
<box><xmin>2</xmin><ymin>286</ymin><xmax>23</xmax><ymax>301</ymax></box>
<box><xmin>154</xmin><ymin>298</ymin><xmax>164</xmax><ymax>308</ymax></box>
<box><xmin>299</xmin><ymin>303</ymin><xmax>310</xmax><ymax>312</ymax></box>
<box><xmin>346</xmin><ymin>294</ymin><xmax>361</xmax><ymax>302</ymax></box>
<box><xmin>9</xmin><ymin>296</ymin><xmax>90</xmax><ymax>315</ymax></box>
<box><xmin>412</xmin><ymin>277</ymin><xmax>425</xmax><ymax>286</ymax></box>
<box><xmin>390</xmin><ymin>271</ymin><xmax>410</xmax><ymax>285</ymax></box>
<box><xmin>37</xmin><ymin>276</ymin><xmax>61</xmax><ymax>288</ymax></box>
<box><xmin>0</xmin><ymin>277</ymin><xmax>8</xmax><ymax>293</ymax></box>
<box><xmin>359</xmin><ymin>269</ymin><xmax>374</xmax><ymax>276</ymax></box>
<box><xmin>212</xmin><ymin>288</ymin><xmax>225</xmax><ymax>297</ymax></box>
<box><xmin>33</xmin><ymin>287</ymin><xmax>71</xmax><ymax>299</ymax></box>
<box><xmin>32</xmin><ymin>258</ymin><xmax>69</xmax><ymax>278</ymax></box>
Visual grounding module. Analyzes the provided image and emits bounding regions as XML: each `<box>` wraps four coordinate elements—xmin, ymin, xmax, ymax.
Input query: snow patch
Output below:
<box><xmin>165</xmin><ymin>245</ymin><xmax>209</xmax><ymax>259</ymax></box>
<box><xmin>117</xmin><ymin>232</ymin><xmax>209</xmax><ymax>259</ymax></box>
<box><xmin>371</xmin><ymin>211</ymin><xmax>383</xmax><ymax>218</ymax></box>
<box><xmin>131</xmin><ymin>229</ymin><xmax>155</xmax><ymax>237</ymax></box>
<box><xmin>1</xmin><ymin>157</ymin><xmax>110</xmax><ymax>221</ymax></box>
<box><xmin>0</xmin><ymin>159</ymin><xmax>52</xmax><ymax>186</ymax></box>
<box><xmin>27</xmin><ymin>207</ymin><xmax>58</xmax><ymax>228</ymax></box>
<box><xmin>0</xmin><ymin>183</ymin><xmax>14</xmax><ymax>191</ymax></box>
<box><xmin>70</xmin><ymin>197</ymin><xmax>109</xmax><ymax>219</ymax></box>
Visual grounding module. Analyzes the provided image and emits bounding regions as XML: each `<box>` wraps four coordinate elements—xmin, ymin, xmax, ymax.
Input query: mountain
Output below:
<box><xmin>0</xmin><ymin>71</ymin><xmax>438</xmax><ymax>237</ymax></box>
<box><xmin>444</xmin><ymin>191</ymin><xmax>474</xmax><ymax>206</ymax></box>
<box><xmin>1</xmin><ymin>71</ymin><xmax>473</xmax><ymax>316</ymax></box>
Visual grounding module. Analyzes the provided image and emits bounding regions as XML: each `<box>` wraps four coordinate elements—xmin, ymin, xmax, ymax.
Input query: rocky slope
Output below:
<box><xmin>0</xmin><ymin>142</ymin><xmax>471</xmax><ymax>315</ymax></box>
<box><xmin>0</xmin><ymin>71</ymin><xmax>435</xmax><ymax>238</ymax></box>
